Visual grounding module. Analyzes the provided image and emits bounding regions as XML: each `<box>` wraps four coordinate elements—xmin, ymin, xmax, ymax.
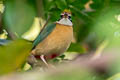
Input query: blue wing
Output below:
<box><xmin>32</xmin><ymin>23</ymin><xmax>56</xmax><ymax>48</ymax></box>
<box><xmin>0</xmin><ymin>39</ymin><xmax>11</xmax><ymax>46</ymax></box>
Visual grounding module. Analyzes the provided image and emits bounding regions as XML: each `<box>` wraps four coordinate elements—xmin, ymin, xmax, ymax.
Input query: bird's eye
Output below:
<box><xmin>68</xmin><ymin>16</ymin><xmax>72</xmax><ymax>22</ymax></box>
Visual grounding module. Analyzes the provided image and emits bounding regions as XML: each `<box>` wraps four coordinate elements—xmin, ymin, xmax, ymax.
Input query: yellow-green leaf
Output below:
<box><xmin>0</xmin><ymin>40</ymin><xmax>32</xmax><ymax>75</ymax></box>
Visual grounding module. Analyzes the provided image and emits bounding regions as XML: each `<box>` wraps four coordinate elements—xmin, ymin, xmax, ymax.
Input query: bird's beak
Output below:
<box><xmin>64</xmin><ymin>13</ymin><xmax>68</xmax><ymax>18</ymax></box>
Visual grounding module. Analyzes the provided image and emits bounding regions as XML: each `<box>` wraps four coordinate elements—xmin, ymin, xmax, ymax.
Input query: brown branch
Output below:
<box><xmin>35</xmin><ymin>0</ymin><xmax>51</xmax><ymax>35</ymax></box>
<box><xmin>6</xmin><ymin>29</ymin><xmax>17</xmax><ymax>40</ymax></box>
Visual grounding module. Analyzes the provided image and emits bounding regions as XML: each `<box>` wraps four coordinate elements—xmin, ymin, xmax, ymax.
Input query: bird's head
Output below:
<box><xmin>56</xmin><ymin>9</ymin><xmax>73</xmax><ymax>26</ymax></box>
<box><xmin>61</xmin><ymin>9</ymin><xmax>72</xmax><ymax>20</ymax></box>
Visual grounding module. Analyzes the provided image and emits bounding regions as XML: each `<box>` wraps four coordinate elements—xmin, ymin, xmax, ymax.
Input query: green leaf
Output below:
<box><xmin>49</xmin><ymin>8</ymin><xmax>61</xmax><ymax>21</ymax></box>
<box><xmin>90</xmin><ymin>0</ymin><xmax>104</xmax><ymax>10</ymax></box>
<box><xmin>43</xmin><ymin>0</ymin><xmax>55</xmax><ymax>12</ymax></box>
<box><xmin>3</xmin><ymin>0</ymin><xmax>36</xmax><ymax>36</ymax></box>
<box><xmin>55</xmin><ymin>0</ymin><xmax>67</xmax><ymax>10</ymax></box>
<box><xmin>70</xmin><ymin>0</ymin><xmax>86</xmax><ymax>10</ymax></box>
<box><xmin>107</xmin><ymin>73</ymin><xmax>120</xmax><ymax>80</ymax></box>
<box><xmin>91</xmin><ymin>5</ymin><xmax>120</xmax><ymax>47</ymax></box>
<box><xmin>67</xmin><ymin>43</ymin><xmax>86</xmax><ymax>53</ymax></box>
<box><xmin>0</xmin><ymin>40</ymin><xmax>32</xmax><ymax>75</ymax></box>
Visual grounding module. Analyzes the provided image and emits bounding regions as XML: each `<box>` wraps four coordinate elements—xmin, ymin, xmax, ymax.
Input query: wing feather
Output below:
<box><xmin>32</xmin><ymin>23</ymin><xmax>56</xmax><ymax>48</ymax></box>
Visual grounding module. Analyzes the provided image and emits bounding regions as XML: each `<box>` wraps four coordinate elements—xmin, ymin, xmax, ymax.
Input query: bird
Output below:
<box><xmin>30</xmin><ymin>9</ymin><xmax>73</xmax><ymax>66</ymax></box>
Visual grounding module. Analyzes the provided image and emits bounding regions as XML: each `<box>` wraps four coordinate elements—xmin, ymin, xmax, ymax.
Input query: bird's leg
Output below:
<box><xmin>40</xmin><ymin>55</ymin><xmax>49</xmax><ymax>67</ymax></box>
<box><xmin>40</xmin><ymin>55</ymin><xmax>56</xmax><ymax>69</ymax></box>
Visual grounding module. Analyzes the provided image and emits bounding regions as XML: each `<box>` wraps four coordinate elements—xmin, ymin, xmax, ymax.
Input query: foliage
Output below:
<box><xmin>3</xmin><ymin>0</ymin><xmax>36</xmax><ymax>36</ymax></box>
<box><xmin>0</xmin><ymin>40</ymin><xmax>32</xmax><ymax>75</ymax></box>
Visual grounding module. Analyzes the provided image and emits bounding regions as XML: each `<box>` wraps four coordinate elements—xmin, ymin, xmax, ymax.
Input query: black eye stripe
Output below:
<box><xmin>68</xmin><ymin>16</ymin><xmax>71</xmax><ymax>19</ymax></box>
<box><xmin>60</xmin><ymin>14</ymin><xmax>72</xmax><ymax>22</ymax></box>
<box><xmin>61</xmin><ymin>15</ymin><xmax>64</xmax><ymax>17</ymax></box>
<box><xmin>68</xmin><ymin>16</ymin><xmax>72</xmax><ymax>22</ymax></box>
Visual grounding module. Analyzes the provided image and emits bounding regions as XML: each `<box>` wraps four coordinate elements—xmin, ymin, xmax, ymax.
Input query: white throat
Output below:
<box><xmin>56</xmin><ymin>18</ymin><xmax>73</xmax><ymax>26</ymax></box>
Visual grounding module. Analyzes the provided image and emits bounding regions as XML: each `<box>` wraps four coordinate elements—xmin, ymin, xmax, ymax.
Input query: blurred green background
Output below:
<box><xmin>0</xmin><ymin>0</ymin><xmax>120</xmax><ymax>80</ymax></box>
